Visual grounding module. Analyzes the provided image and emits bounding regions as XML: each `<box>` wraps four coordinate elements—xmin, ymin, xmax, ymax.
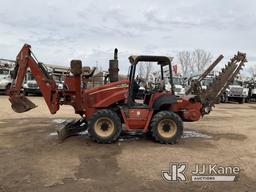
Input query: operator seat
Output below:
<box><xmin>143</xmin><ymin>93</ymin><xmax>152</xmax><ymax>105</ymax></box>
<box><xmin>131</xmin><ymin>80</ymin><xmax>140</xmax><ymax>101</ymax></box>
<box><xmin>130</xmin><ymin>80</ymin><xmax>148</xmax><ymax>108</ymax></box>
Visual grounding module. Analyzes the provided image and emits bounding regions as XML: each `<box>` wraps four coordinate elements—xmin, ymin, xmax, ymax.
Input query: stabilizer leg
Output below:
<box><xmin>56</xmin><ymin>118</ymin><xmax>88</xmax><ymax>142</ymax></box>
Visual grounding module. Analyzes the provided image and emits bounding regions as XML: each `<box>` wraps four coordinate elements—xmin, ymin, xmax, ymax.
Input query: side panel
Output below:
<box><xmin>171</xmin><ymin>97</ymin><xmax>202</xmax><ymax>122</ymax></box>
<box><xmin>123</xmin><ymin>109</ymin><xmax>150</xmax><ymax>129</ymax></box>
<box><xmin>93</xmin><ymin>89</ymin><xmax>127</xmax><ymax>108</ymax></box>
<box><xmin>81</xmin><ymin>80</ymin><xmax>129</xmax><ymax>118</ymax></box>
<box><xmin>84</xmin><ymin>80</ymin><xmax>129</xmax><ymax>109</ymax></box>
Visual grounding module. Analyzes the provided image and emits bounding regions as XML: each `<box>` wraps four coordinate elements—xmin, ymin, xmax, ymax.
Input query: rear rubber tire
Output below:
<box><xmin>239</xmin><ymin>98</ymin><xmax>245</xmax><ymax>104</ymax></box>
<box><xmin>220</xmin><ymin>95</ymin><xmax>227</xmax><ymax>103</ymax></box>
<box><xmin>150</xmin><ymin>111</ymin><xmax>183</xmax><ymax>144</ymax></box>
<box><xmin>23</xmin><ymin>90</ymin><xmax>28</xmax><ymax>96</ymax></box>
<box><xmin>215</xmin><ymin>97</ymin><xmax>221</xmax><ymax>104</ymax></box>
<box><xmin>88</xmin><ymin>109</ymin><xmax>122</xmax><ymax>143</ymax></box>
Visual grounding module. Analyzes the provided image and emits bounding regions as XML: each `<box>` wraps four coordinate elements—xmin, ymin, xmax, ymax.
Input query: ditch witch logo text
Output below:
<box><xmin>162</xmin><ymin>163</ymin><xmax>240</xmax><ymax>182</ymax></box>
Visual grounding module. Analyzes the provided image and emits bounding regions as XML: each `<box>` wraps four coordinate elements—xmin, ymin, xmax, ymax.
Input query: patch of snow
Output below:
<box><xmin>78</xmin><ymin>130</ymin><xmax>88</xmax><ymax>135</ymax></box>
<box><xmin>182</xmin><ymin>130</ymin><xmax>212</xmax><ymax>139</ymax></box>
<box><xmin>48</xmin><ymin>132</ymin><xmax>58</xmax><ymax>136</ymax></box>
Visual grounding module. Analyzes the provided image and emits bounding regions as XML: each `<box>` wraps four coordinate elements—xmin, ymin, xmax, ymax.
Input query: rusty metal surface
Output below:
<box><xmin>109</xmin><ymin>48</ymin><xmax>119</xmax><ymax>82</ymax></box>
<box><xmin>186</xmin><ymin>54</ymin><xmax>223</xmax><ymax>95</ymax></box>
<box><xmin>200</xmin><ymin>52</ymin><xmax>247</xmax><ymax>114</ymax></box>
<box><xmin>9</xmin><ymin>94</ymin><xmax>37</xmax><ymax>113</ymax></box>
<box><xmin>198</xmin><ymin>55</ymin><xmax>224</xmax><ymax>82</ymax></box>
<box><xmin>70</xmin><ymin>60</ymin><xmax>82</xmax><ymax>76</ymax></box>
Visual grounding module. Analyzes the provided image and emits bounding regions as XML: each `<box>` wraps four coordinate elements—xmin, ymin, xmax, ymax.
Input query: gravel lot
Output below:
<box><xmin>0</xmin><ymin>95</ymin><xmax>256</xmax><ymax>192</ymax></box>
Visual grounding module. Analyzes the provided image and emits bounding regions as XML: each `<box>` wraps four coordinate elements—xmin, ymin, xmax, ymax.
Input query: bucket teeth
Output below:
<box><xmin>200</xmin><ymin>52</ymin><xmax>247</xmax><ymax>114</ymax></box>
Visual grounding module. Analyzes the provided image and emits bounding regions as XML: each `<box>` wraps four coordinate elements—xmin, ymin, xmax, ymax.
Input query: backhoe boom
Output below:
<box><xmin>9</xmin><ymin>44</ymin><xmax>59</xmax><ymax>114</ymax></box>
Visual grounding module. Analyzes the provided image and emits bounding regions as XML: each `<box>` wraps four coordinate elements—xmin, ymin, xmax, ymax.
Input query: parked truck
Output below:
<box><xmin>222</xmin><ymin>79</ymin><xmax>249</xmax><ymax>104</ymax></box>
<box><xmin>242</xmin><ymin>78</ymin><xmax>256</xmax><ymax>102</ymax></box>
<box><xmin>0</xmin><ymin>67</ymin><xmax>13</xmax><ymax>94</ymax></box>
<box><xmin>23</xmin><ymin>71</ymin><xmax>41</xmax><ymax>96</ymax></box>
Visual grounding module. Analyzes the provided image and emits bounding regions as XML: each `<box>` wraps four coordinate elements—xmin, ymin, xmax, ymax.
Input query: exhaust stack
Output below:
<box><xmin>109</xmin><ymin>48</ymin><xmax>119</xmax><ymax>82</ymax></box>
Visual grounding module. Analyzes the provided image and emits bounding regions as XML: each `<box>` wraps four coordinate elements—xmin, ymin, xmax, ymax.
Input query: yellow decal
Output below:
<box><xmin>89</xmin><ymin>84</ymin><xmax>128</xmax><ymax>95</ymax></box>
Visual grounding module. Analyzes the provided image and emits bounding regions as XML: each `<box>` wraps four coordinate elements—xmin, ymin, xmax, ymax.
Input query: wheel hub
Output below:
<box><xmin>163</xmin><ymin>124</ymin><xmax>171</xmax><ymax>132</ymax></box>
<box><xmin>101</xmin><ymin>122</ymin><xmax>109</xmax><ymax>131</ymax></box>
<box><xmin>94</xmin><ymin>117</ymin><xmax>114</xmax><ymax>137</ymax></box>
<box><xmin>157</xmin><ymin>119</ymin><xmax>177</xmax><ymax>138</ymax></box>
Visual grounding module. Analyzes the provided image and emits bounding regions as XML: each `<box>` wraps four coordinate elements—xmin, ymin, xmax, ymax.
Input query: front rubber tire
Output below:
<box><xmin>88</xmin><ymin>109</ymin><xmax>122</xmax><ymax>143</ymax></box>
<box><xmin>150</xmin><ymin>111</ymin><xmax>183</xmax><ymax>144</ymax></box>
<box><xmin>239</xmin><ymin>98</ymin><xmax>245</xmax><ymax>104</ymax></box>
<box><xmin>23</xmin><ymin>90</ymin><xmax>28</xmax><ymax>96</ymax></box>
<box><xmin>220</xmin><ymin>94</ymin><xmax>227</xmax><ymax>103</ymax></box>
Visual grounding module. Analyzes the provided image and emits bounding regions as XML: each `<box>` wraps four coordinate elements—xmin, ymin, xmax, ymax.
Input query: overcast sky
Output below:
<box><xmin>0</xmin><ymin>0</ymin><xmax>255</xmax><ymax>74</ymax></box>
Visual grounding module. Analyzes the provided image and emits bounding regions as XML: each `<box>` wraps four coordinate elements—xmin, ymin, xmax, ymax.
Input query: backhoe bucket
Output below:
<box><xmin>9</xmin><ymin>95</ymin><xmax>37</xmax><ymax>113</ymax></box>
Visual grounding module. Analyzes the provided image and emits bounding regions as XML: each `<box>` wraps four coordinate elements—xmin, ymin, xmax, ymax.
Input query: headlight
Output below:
<box><xmin>58</xmin><ymin>84</ymin><xmax>63</xmax><ymax>89</ymax></box>
<box><xmin>0</xmin><ymin>80</ymin><xmax>8</xmax><ymax>86</ymax></box>
<box><xmin>23</xmin><ymin>84</ymin><xmax>28</xmax><ymax>88</ymax></box>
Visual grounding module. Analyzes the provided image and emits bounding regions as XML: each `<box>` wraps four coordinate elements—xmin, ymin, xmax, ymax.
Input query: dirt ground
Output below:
<box><xmin>0</xmin><ymin>95</ymin><xmax>256</xmax><ymax>192</ymax></box>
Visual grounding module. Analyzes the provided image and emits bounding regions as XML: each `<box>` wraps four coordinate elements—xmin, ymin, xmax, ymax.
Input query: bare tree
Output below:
<box><xmin>177</xmin><ymin>51</ymin><xmax>192</xmax><ymax>76</ymax></box>
<box><xmin>193</xmin><ymin>49</ymin><xmax>212</xmax><ymax>73</ymax></box>
<box><xmin>137</xmin><ymin>62</ymin><xmax>153</xmax><ymax>80</ymax></box>
<box><xmin>177</xmin><ymin>49</ymin><xmax>212</xmax><ymax>77</ymax></box>
<box><xmin>145</xmin><ymin>62</ymin><xmax>153</xmax><ymax>80</ymax></box>
<box><xmin>138</xmin><ymin>63</ymin><xmax>145</xmax><ymax>79</ymax></box>
<box><xmin>248</xmin><ymin>65</ymin><xmax>256</xmax><ymax>77</ymax></box>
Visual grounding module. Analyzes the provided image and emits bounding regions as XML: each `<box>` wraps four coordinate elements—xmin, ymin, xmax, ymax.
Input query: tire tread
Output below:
<box><xmin>150</xmin><ymin>111</ymin><xmax>183</xmax><ymax>144</ymax></box>
<box><xmin>88</xmin><ymin>109</ymin><xmax>121</xmax><ymax>143</ymax></box>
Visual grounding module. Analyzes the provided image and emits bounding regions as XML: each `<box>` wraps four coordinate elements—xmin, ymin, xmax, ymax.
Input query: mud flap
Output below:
<box><xmin>56</xmin><ymin>118</ymin><xmax>88</xmax><ymax>142</ymax></box>
<box><xmin>9</xmin><ymin>95</ymin><xmax>37</xmax><ymax>113</ymax></box>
